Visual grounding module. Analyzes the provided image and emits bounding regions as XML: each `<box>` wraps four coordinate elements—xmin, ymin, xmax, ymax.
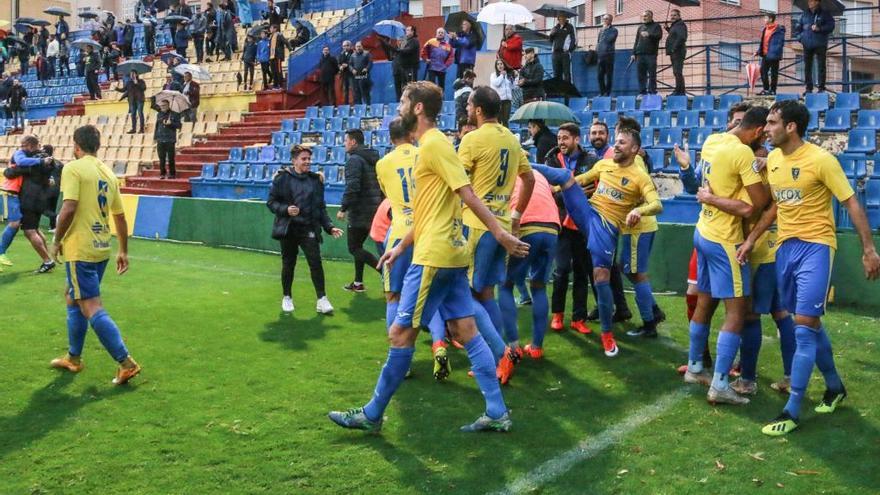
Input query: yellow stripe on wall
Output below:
<box><xmin>110</xmin><ymin>194</ymin><xmax>140</xmax><ymax>237</ymax></box>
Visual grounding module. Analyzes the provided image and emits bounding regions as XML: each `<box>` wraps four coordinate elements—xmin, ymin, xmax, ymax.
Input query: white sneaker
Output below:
<box><xmin>316</xmin><ymin>296</ymin><xmax>334</xmax><ymax>314</ymax></box>
<box><xmin>281</xmin><ymin>296</ymin><xmax>294</xmax><ymax>313</ymax></box>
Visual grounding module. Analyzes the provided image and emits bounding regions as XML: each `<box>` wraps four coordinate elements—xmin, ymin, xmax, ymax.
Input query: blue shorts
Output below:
<box><xmin>694</xmin><ymin>229</ymin><xmax>751</xmax><ymax>299</ymax></box>
<box><xmin>394</xmin><ymin>264</ymin><xmax>475</xmax><ymax>329</ymax></box>
<box><xmin>66</xmin><ymin>260</ymin><xmax>109</xmax><ymax>301</ymax></box>
<box><xmin>382</xmin><ymin>238</ymin><xmax>414</xmax><ymax>294</ymax></box>
<box><xmin>775</xmin><ymin>239</ymin><xmax>834</xmax><ymax>317</ymax></box>
<box><xmin>4</xmin><ymin>194</ymin><xmax>21</xmax><ymax>223</ymax></box>
<box><xmin>621</xmin><ymin>231</ymin><xmax>655</xmax><ymax>274</ymax></box>
<box><xmin>585</xmin><ymin>209</ymin><xmax>619</xmax><ymax>269</ymax></box>
<box><xmin>751</xmin><ymin>262</ymin><xmax>784</xmax><ymax>315</ymax></box>
<box><xmin>464</xmin><ymin>226</ymin><xmax>507</xmax><ymax>291</ymax></box>
<box><xmin>505</xmin><ymin>231</ymin><xmax>558</xmax><ymax>286</ymax></box>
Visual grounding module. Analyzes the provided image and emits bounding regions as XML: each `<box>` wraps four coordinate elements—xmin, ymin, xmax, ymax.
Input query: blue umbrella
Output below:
<box><xmin>119</xmin><ymin>59</ymin><xmax>153</xmax><ymax>75</ymax></box>
<box><xmin>289</xmin><ymin>18</ymin><xmax>316</xmax><ymax>37</ymax></box>
<box><xmin>160</xmin><ymin>51</ymin><xmax>186</xmax><ymax>65</ymax></box>
<box><xmin>373</xmin><ymin>19</ymin><xmax>404</xmax><ymax>39</ymax></box>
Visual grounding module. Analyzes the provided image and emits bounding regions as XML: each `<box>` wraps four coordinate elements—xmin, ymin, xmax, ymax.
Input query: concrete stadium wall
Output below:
<box><xmin>119</xmin><ymin>194</ymin><xmax>880</xmax><ymax>312</ymax></box>
<box><xmin>82</xmin><ymin>93</ymin><xmax>258</xmax><ymax>116</ymax></box>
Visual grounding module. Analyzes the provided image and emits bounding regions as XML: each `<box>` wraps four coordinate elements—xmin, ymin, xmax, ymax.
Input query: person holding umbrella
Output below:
<box><xmin>116</xmin><ymin>70</ymin><xmax>147</xmax><ymax>134</ymax></box>
<box><xmin>143</xmin><ymin>13</ymin><xmax>156</xmax><ymax>56</ymax></box>
<box><xmin>122</xmin><ymin>19</ymin><xmax>135</xmax><ymax>57</ymax></box>
<box><xmin>756</xmin><ymin>13</ymin><xmax>785</xmax><ymax>96</ymax></box>
<box><xmin>631</xmin><ymin>10</ymin><xmax>662</xmax><ymax>96</ymax></box>
<box><xmin>379</xmin><ymin>25</ymin><xmax>419</xmax><ymax>100</ymax></box>
<box><xmin>55</xmin><ymin>15</ymin><xmax>69</xmax><ymax>40</ymax></box>
<box><xmin>181</xmin><ymin>71</ymin><xmax>200</xmax><ymax>122</ymax></box>
<box><xmin>795</xmin><ymin>0</ymin><xmax>834</xmax><ymax>94</ymax></box>
<box><xmin>83</xmin><ymin>44</ymin><xmax>102</xmax><ymax>99</ymax></box>
<box><xmin>152</xmin><ymin>97</ymin><xmax>182</xmax><ymax>179</ymax></box>
<box><xmin>174</xmin><ymin>22</ymin><xmax>192</xmax><ymax>58</ymax></box>
<box><xmin>290</xmin><ymin>20</ymin><xmax>311</xmax><ymax>49</ymax></box>
<box><xmin>449</xmin><ymin>19</ymin><xmax>480</xmax><ymax>79</ymax></box>
<box><xmin>421</xmin><ymin>28</ymin><xmax>454</xmax><ymax>91</ymax></box>
<box><xmin>665</xmin><ymin>9</ymin><xmax>687</xmax><ymax>96</ymax></box>
<box><xmin>549</xmin><ymin>13</ymin><xmax>576</xmax><ymax>83</ymax></box>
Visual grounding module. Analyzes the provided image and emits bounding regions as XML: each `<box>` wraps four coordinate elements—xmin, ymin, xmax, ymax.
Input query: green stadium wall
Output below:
<box><xmin>127</xmin><ymin>195</ymin><xmax>880</xmax><ymax>313</ymax></box>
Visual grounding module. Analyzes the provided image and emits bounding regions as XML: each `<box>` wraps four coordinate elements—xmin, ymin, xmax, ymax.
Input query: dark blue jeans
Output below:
<box><xmin>129</xmin><ymin>99</ymin><xmax>144</xmax><ymax>131</ymax></box>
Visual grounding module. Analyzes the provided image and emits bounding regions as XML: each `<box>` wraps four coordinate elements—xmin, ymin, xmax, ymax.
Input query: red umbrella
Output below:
<box><xmin>746</xmin><ymin>61</ymin><xmax>760</xmax><ymax>94</ymax></box>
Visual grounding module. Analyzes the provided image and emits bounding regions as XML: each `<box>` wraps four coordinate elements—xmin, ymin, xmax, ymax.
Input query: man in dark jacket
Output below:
<box><xmin>217</xmin><ymin>3</ymin><xmax>234</xmax><ymax>61</ymax></box>
<box><xmin>631</xmin><ymin>10</ymin><xmax>662</xmax><ymax>95</ymax></box>
<box><xmin>528</xmin><ymin>119</ymin><xmax>556</xmax><ymax>164</ymax></box>
<box><xmin>191</xmin><ymin>12</ymin><xmax>207</xmax><ymax>63</ymax></box>
<box><xmin>318</xmin><ymin>45</ymin><xmax>338</xmax><ymax>106</ymax></box>
<box><xmin>518</xmin><ymin>47</ymin><xmax>545</xmax><ymax>102</ymax></box>
<box><xmin>174</xmin><ymin>23</ymin><xmax>192</xmax><ymax>59</ymax></box>
<box><xmin>152</xmin><ymin>99</ymin><xmax>182</xmax><ymax>178</ymax></box>
<box><xmin>350</xmin><ymin>41</ymin><xmax>372</xmax><ymax>105</ymax></box>
<box><xmin>596</xmin><ymin>14</ymin><xmax>617</xmax><ymax>97</ymax></box>
<box><xmin>143</xmin><ymin>16</ymin><xmax>156</xmax><ymax>55</ymax></box>
<box><xmin>380</xmin><ymin>25</ymin><xmax>419</xmax><ymax>100</ymax></box>
<box><xmin>268</xmin><ymin>23</ymin><xmax>287</xmax><ymax>88</ymax></box>
<box><xmin>115</xmin><ymin>71</ymin><xmax>147</xmax><ymax>133</ymax></box>
<box><xmin>549</xmin><ymin>14</ymin><xmax>576</xmax><ymax>82</ymax></box>
<box><xmin>795</xmin><ymin>0</ymin><xmax>834</xmax><ymax>94</ymax></box>
<box><xmin>242</xmin><ymin>34</ymin><xmax>257</xmax><ymax>90</ymax></box>
<box><xmin>337</xmin><ymin>128</ymin><xmax>382</xmax><ymax>292</ymax></box>
<box><xmin>291</xmin><ymin>21</ymin><xmax>311</xmax><ymax>49</ymax></box>
<box><xmin>122</xmin><ymin>20</ymin><xmax>135</xmax><ymax>57</ymax></box>
<box><xmin>8</xmin><ymin>79</ymin><xmax>27</xmax><ymax>131</ymax></box>
<box><xmin>182</xmin><ymin>72</ymin><xmax>200</xmax><ymax>122</ymax></box>
<box><xmin>337</xmin><ymin>40</ymin><xmax>354</xmax><ymax>105</ymax></box>
<box><xmin>105</xmin><ymin>43</ymin><xmax>122</xmax><ymax>81</ymax></box>
<box><xmin>83</xmin><ymin>45</ymin><xmax>102</xmax><ymax>99</ymax></box>
<box><xmin>267</xmin><ymin>145</ymin><xmax>343</xmax><ymax>314</ymax></box>
<box><xmin>665</xmin><ymin>9</ymin><xmax>687</xmax><ymax>96</ymax></box>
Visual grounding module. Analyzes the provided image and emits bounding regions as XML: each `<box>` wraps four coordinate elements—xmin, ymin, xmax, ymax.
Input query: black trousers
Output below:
<box><xmin>552</xmin><ymin>51</ymin><xmax>571</xmax><ymax>82</ymax></box>
<box><xmin>803</xmin><ymin>45</ymin><xmax>827</xmax><ymax>91</ymax></box>
<box><xmin>761</xmin><ymin>57</ymin><xmax>779</xmax><ymax>92</ymax></box>
<box><xmin>321</xmin><ymin>79</ymin><xmax>335</xmax><ymax>105</ymax></box>
<box><xmin>280</xmin><ymin>231</ymin><xmax>326</xmax><ymax>298</ymax></box>
<box><xmin>393</xmin><ymin>65</ymin><xmax>417</xmax><ymax>100</ymax></box>
<box><xmin>193</xmin><ymin>35</ymin><xmax>204</xmax><ymax>62</ymax></box>
<box><xmin>597</xmin><ymin>56</ymin><xmax>614</xmax><ymax>96</ymax></box>
<box><xmin>354</xmin><ymin>77</ymin><xmax>371</xmax><ymax>104</ymax></box>
<box><xmin>426</xmin><ymin>69</ymin><xmax>446</xmax><ymax>90</ymax></box>
<box><xmin>271</xmin><ymin>59</ymin><xmax>284</xmax><ymax>88</ymax></box>
<box><xmin>86</xmin><ymin>71</ymin><xmax>101</xmax><ymax>99</ymax></box>
<box><xmin>347</xmin><ymin>225</ymin><xmax>379</xmax><ymax>282</ymax></box>
<box><xmin>636</xmin><ymin>54</ymin><xmax>658</xmax><ymax>94</ymax></box>
<box><xmin>206</xmin><ymin>36</ymin><xmax>215</xmax><ymax>56</ymax></box>
<box><xmin>552</xmin><ymin>228</ymin><xmax>591</xmax><ymax>321</ymax></box>
<box><xmin>58</xmin><ymin>57</ymin><xmax>68</xmax><ymax>76</ymax></box>
<box><xmin>260</xmin><ymin>61</ymin><xmax>271</xmax><ymax>88</ymax></box>
<box><xmin>244</xmin><ymin>62</ymin><xmax>255</xmax><ymax>88</ymax></box>
<box><xmin>499</xmin><ymin>99</ymin><xmax>511</xmax><ymax>127</ymax></box>
<box><xmin>340</xmin><ymin>75</ymin><xmax>354</xmax><ymax>104</ymax></box>
<box><xmin>670</xmin><ymin>52</ymin><xmax>685</xmax><ymax>94</ymax></box>
<box><xmin>157</xmin><ymin>141</ymin><xmax>176</xmax><ymax>176</ymax></box>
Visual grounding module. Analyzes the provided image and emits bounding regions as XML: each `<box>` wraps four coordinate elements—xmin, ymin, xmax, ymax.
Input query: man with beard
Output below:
<box><xmin>328</xmin><ymin>81</ymin><xmax>528</xmax><ymax>433</ymax></box>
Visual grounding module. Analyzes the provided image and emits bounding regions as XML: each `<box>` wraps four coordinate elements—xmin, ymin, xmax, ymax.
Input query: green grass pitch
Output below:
<box><xmin>1</xmin><ymin>238</ymin><xmax>879</xmax><ymax>494</ymax></box>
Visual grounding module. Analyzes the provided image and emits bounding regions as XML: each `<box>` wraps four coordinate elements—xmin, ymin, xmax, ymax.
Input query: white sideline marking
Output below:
<box><xmin>490</xmin><ymin>387</ymin><xmax>690</xmax><ymax>495</ymax></box>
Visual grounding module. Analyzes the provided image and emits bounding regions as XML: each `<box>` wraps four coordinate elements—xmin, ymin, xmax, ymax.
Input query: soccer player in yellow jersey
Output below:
<box><xmin>738</xmin><ymin>101</ymin><xmax>880</xmax><ymax>435</ymax></box>
<box><xmin>458</xmin><ymin>86</ymin><xmax>535</xmax><ymax>384</ymax></box>
<box><xmin>329</xmin><ymin>81</ymin><xmax>528</xmax><ymax>433</ymax></box>
<box><xmin>47</xmin><ymin>125</ymin><xmax>141</xmax><ymax>386</ymax></box>
<box><xmin>532</xmin><ymin>128</ymin><xmax>662</xmax><ymax>357</ymax></box>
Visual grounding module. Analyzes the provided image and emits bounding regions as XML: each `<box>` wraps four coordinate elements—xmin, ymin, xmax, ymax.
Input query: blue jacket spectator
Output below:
<box><xmin>257</xmin><ymin>38</ymin><xmax>271</xmax><ymax>63</ymax></box>
<box><xmin>596</xmin><ymin>24</ymin><xmax>617</xmax><ymax>59</ymax></box>
<box><xmin>451</xmin><ymin>30</ymin><xmax>477</xmax><ymax>66</ymax></box>
<box><xmin>795</xmin><ymin>7</ymin><xmax>834</xmax><ymax>49</ymax></box>
<box><xmin>757</xmin><ymin>23</ymin><xmax>785</xmax><ymax>61</ymax></box>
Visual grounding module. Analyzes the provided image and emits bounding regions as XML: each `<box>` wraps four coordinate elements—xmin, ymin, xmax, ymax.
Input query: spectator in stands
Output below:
<box><xmin>518</xmin><ymin>47</ymin><xmax>545</xmax><ymax>102</ymax></box>
<box><xmin>337</xmin><ymin>128</ymin><xmax>382</xmax><ymax>293</ymax></box>
<box><xmin>83</xmin><ymin>45</ymin><xmax>102</xmax><ymax>100</ymax></box>
<box><xmin>116</xmin><ymin>71</ymin><xmax>146</xmax><ymax>134</ymax></box>
<box><xmin>56</xmin><ymin>15</ymin><xmax>69</xmax><ymax>40</ymax></box>
<box><xmin>175</xmin><ymin>22</ymin><xmax>192</xmax><ymax>59</ymax></box>
<box><xmin>268</xmin><ymin>23</ymin><xmax>287</xmax><ymax>88</ymax></box>
<box><xmin>242</xmin><ymin>34</ymin><xmax>257</xmax><ymax>91</ymax></box>
<box><xmin>57</xmin><ymin>34</ymin><xmax>69</xmax><ymax>77</ymax></box>
<box><xmin>318</xmin><ymin>45</ymin><xmax>339</xmax><ymax>106</ymax></box>
<box><xmin>587</xmin><ymin>121</ymin><xmax>611</xmax><ymax>159</ymax></box>
<box><xmin>795</xmin><ymin>0</ymin><xmax>834</xmax><ymax>94</ymax></box>
<box><xmin>0</xmin><ymin>42</ymin><xmax>8</xmax><ymax>76</ymax></box>
<box><xmin>35</xmin><ymin>54</ymin><xmax>49</xmax><ymax>85</ymax></box>
<box><xmin>596</xmin><ymin>14</ymin><xmax>617</xmax><ymax>97</ymax></box>
<box><xmin>756</xmin><ymin>13</ymin><xmax>785</xmax><ymax>96</ymax></box>
<box><xmin>257</xmin><ymin>30</ymin><xmax>271</xmax><ymax>89</ymax></box>
<box><xmin>450</xmin><ymin>19</ymin><xmax>479</xmax><ymax>79</ymax></box>
<box><xmin>264</xmin><ymin>0</ymin><xmax>283</xmax><ymax>27</ymax></box>
<box><xmin>191</xmin><ymin>11</ymin><xmax>207</xmax><ymax>63</ymax></box>
<box><xmin>217</xmin><ymin>2</ymin><xmax>235</xmax><ymax>61</ymax></box>
<box><xmin>665</xmin><ymin>9</ymin><xmax>687</xmax><ymax>96</ymax></box>
<box><xmin>18</xmin><ymin>42</ymin><xmax>30</xmax><ymax>76</ymax></box>
<box><xmin>143</xmin><ymin>16</ymin><xmax>156</xmax><ymax>56</ymax></box>
<box><xmin>454</xmin><ymin>69</ymin><xmax>475</xmax><ymax>124</ymax></box>
<box><xmin>105</xmin><ymin>43</ymin><xmax>122</xmax><ymax>81</ymax></box>
<box><xmin>267</xmin><ymin>145</ymin><xmax>342</xmax><ymax>314</ymax></box>
<box><xmin>47</xmin><ymin>35</ymin><xmax>59</xmax><ymax>79</ymax></box>
<box><xmin>385</xmin><ymin>25</ymin><xmax>419</xmax><ymax>100</ymax></box>
<box><xmin>351</xmin><ymin>41</ymin><xmax>372</xmax><ymax>105</ymax></box>
<box><xmin>182</xmin><ymin>71</ymin><xmax>201</xmax><ymax>123</ymax></box>
<box><xmin>549</xmin><ymin>14</ymin><xmax>576</xmax><ymax>83</ymax></box>
<box><xmin>631</xmin><ymin>10</ymin><xmax>662</xmax><ymax>96</ymax></box>
<box><xmin>291</xmin><ymin>21</ymin><xmax>311</xmax><ymax>50</ymax></box>
<box><xmin>422</xmin><ymin>28</ymin><xmax>454</xmax><ymax>91</ymax></box>
<box><xmin>38</xmin><ymin>25</ymin><xmax>50</xmax><ymax>56</ymax></box>
<box><xmin>163</xmin><ymin>74</ymin><xmax>183</xmax><ymax>92</ymax></box>
<box><xmin>498</xmin><ymin>24</ymin><xmax>523</xmax><ymax>75</ymax></box>
<box><xmin>337</xmin><ymin>40</ymin><xmax>355</xmax><ymax>105</ymax></box>
<box><xmin>152</xmin><ymin>99</ymin><xmax>182</xmax><ymax>179</ymax></box>
<box><xmin>205</xmin><ymin>4</ymin><xmax>217</xmax><ymax>60</ymax></box>
<box><xmin>8</xmin><ymin>79</ymin><xmax>27</xmax><ymax>131</ymax></box>
<box><xmin>527</xmin><ymin>119</ymin><xmax>556</xmax><ymax>164</ymax></box>
<box><xmin>123</xmin><ymin>20</ymin><xmax>135</xmax><ymax>57</ymax></box>
<box><xmin>168</xmin><ymin>57</ymin><xmax>185</xmax><ymax>85</ymax></box>
<box><xmin>490</xmin><ymin>59</ymin><xmax>514</xmax><ymax>126</ymax></box>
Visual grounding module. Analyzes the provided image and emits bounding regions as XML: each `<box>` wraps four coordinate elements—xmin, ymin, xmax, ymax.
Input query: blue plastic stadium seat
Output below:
<box><xmin>331</xmin><ymin>146</ymin><xmax>347</xmax><ymax>164</ymax></box>
<box><xmin>567</xmin><ymin>97</ymin><xmax>588</xmax><ymax>111</ymax></box>
<box><xmin>688</xmin><ymin>127</ymin><xmax>712</xmax><ymax>150</ymax></box>
<box><xmin>336</xmin><ymin>104</ymin><xmax>351</xmax><ymax>117</ymax></box>
<box><xmin>644</xmin><ymin>149</ymin><xmax>665</xmax><ymax>170</ymax></box>
<box><xmin>373</xmin><ymin>129</ymin><xmax>390</xmax><ymax>146</ymax></box>
<box><xmin>296</xmin><ymin>117</ymin><xmax>310</xmax><ymax>131</ymax></box>
<box><xmin>244</xmin><ymin>147</ymin><xmax>259</xmax><ymax>162</ymax></box>
<box><xmin>666</xmin><ymin>95</ymin><xmax>688</xmax><ymax>112</ymax></box>
<box><xmin>305</xmin><ymin>106</ymin><xmax>319</xmax><ymax>118</ymax></box>
<box><xmin>775</xmin><ymin>93</ymin><xmax>799</xmax><ymax>103</ymax></box>
<box><xmin>386</xmin><ymin>102</ymin><xmax>399</xmax><ymax>116</ymax></box>
<box><xmin>834</xmin><ymin>92</ymin><xmax>860</xmax><ymax>111</ymax></box>
<box><xmin>222</xmin><ymin>164</ymin><xmax>249</xmax><ymax>183</ymax></box>
<box><xmin>287</xmin><ymin>131</ymin><xmax>302</xmax><ymax>144</ymax></box>
<box><xmin>311</xmin><ymin>118</ymin><xmax>327</xmax><ymax>131</ymax></box>
<box><xmin>312</xmin><ymin>146</ymin><xmax>328</xmax><ymax>163</ymax></box>
<box><xmin>649</xmin><ymin>110</ymin><xmax>672</xmax><ymax>128</ymax></box>
<box><xmin>616</xmin><ymin>95</ymin><xmax>637</xmax><ymax>112</ymax></box>
<box><xmin>805</xmin><ymin>92</ymin><xmax>829</xmax><ymax>112</ymax></box>
<box><xmin>641</xmin><ymin>127</ymin><xmax>656</xmax><ymax>148</ymax></box>
<box><xmin>245</xmin><ymin>164</ymin><xmax>267</xmax><ymax>182</ymax></box>
<box><xmin>347</xmin><ymin>117</ymin><xmax>362</xmax><ymax>129</ymax></box>
<box><xmin>271</xmin><ymin>132</ymin><xmax>286</xmax><ymax>146</ymax></box>
<box><xmin>260</xmin><ymin>146</ymin><xmax>276</xmax><ymax>162</ymax></box>
<box><xmin>718</xmin><ymin>94</ymin><xmax>742</xmax><ymax>111</ymax></box>
<box><xmin>705</xmin><ymin>110</ymin><xmax>727</xmax><ymax>130</ymax></box>
<box><xmin>205</xmin><ymin>163</ymin><xmax>232</xmax><ymax>181</ymax></box>
<box><xmin>821</xmin><ymin>108</ymin><xmax>852</xmax><ymax>132</ymax></box>
<box><xmin>323</xmin><ymin>165</ymin><xmax>339</xmax><ymax>183</ymax></box>
<box><xmin>575</xmin><ymin>110</ymin><xmax>593</xmax><ymax>125</ymax></box>
<box><xmin>623</xmin><ymin>111</ymin><xmax>645</xmax><ymax>126</ymax></box>
<box><xmin>808</xmin><ymin>110</ymin><xmax>819</xmax><ymax>131</ymax></box>
<box><xmin>598</xmin><ymin>111</ymin><xmax>618</xmax><ymax>128</ymax></box>
<box><xmin>196</xmin><ymin>164</ymin><xmax>215</xmax><ymax>180</ymax></box>
<box><xmin>591</xmin><ymin>96</ymin><xmax>612</xmax><ymax>112</ymax></box>
<box><xmin>440</xmin><ymin>114</ymin><xmax>456</xmax><ymax>130</ymax></box>
<box><xmin>321</xmin><ymin>106</ymin><xmax>335</xmax><ymax>118</ymax></box>
<box><xmin>838</xmin><ymin>155</ymin><xmax>867</xmax><ymax>179</ymax></box>
<box><xmin>263</xmin><ymin>164</ymin><xmax>282</xmax><ymax>182</ymax></box>
<box><xmin>640</xmin><ymin>94</ymin><xmax>662</xmax><ymax>111</ymax></box>
<box><xmin>277</xmin><ymin>146</ymin><xmax>291</xmax><ymax>163</ymax></box>
<box><xmin>656</xmin><ymin>128</ymin><xmax>683</xmax><ymax>150</ymax></box>
<box><xmin>370</xmin><ymin>103</ymin><xmax>385</xmax><ymax>116</ymax></box>
<box><xmin>228</xmin><ymin>147</ymin><xmax>243</xmax><ymax>161</ymax></box>
<box><xmin>858</xmin><ymin>110</ymin><xmax>880</xmax><ymax>130</ymax></box>
<box><xmin>320</xmin><ymin>130</ymin><xmax>335</xmax><ymax>146</ymax></box>
<box><xmin>352</xmin><ymin>104</ymin><xmax>367</xmax><ymax>117</ymax></box>
<box><xmin>677</xmin><ymin>110</ymin><xmax>700</xmax><ymax>128</ymax></box>
<box><xmin>846</xmin><ymin>129</ymin><xmax>877</xmax><ymax>153</ymax></box>
<box><xmin>442</xmin><ymin>101</ymin><xmax>456</xmax><ymax>115</ymax></box>
<box><xmin>330</xmin><ymin>117</ymin><xmax>345</xmax><ymax>131</ymax></box>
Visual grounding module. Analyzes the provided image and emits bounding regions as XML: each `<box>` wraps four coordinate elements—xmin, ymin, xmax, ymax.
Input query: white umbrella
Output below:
<box><xmin>477</xmin><ymin>1</ymin><xmax>534</xmax><ymax>25</ymax></box>
<box><xmin>155</xmin><ymin>90</ymin><xmax>191</xmax><ymax>113</ymax></box>
<box><xmin>174</xmin><ymin>63</ymin><xmax>211</xmax><ymax>81</ymax></box>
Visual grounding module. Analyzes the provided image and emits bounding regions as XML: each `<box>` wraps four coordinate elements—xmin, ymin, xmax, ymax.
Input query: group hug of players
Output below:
<box><xmin>327</xmin><ymin>81</ymin><xmax>880</xmax><ymax>436</ymax></box>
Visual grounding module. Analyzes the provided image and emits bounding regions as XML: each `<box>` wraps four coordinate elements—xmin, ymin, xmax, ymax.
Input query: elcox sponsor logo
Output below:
<box><xmin>774</xmin><ymin>188</ymin><xmax>803</xmax><ymax>204</ymax></box>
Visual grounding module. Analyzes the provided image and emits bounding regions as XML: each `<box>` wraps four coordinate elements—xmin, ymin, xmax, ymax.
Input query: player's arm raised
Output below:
<box><xmin>840</xmin><ymin>195</ymin><xmax>880</xmax><ymax>280</ymax></box>
<box><xmin>458</xmin><ymin>185</ymin><xmax>528</xmax><ymax>258</ymax></box>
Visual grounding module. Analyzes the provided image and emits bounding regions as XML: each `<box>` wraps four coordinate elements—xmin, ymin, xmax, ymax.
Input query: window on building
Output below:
<box><xmin>842</xmin><ymin>1</ymin><xmax>872</xmax><ymax>36</ymax></box>
<box><xmin>576</xmin><ymin>4</ymin><xmax>586</xmax><ymax>26</ymax></box>
<box><xmin>720</xmin><ymin>0</ymin><xmax>741</xmax><ymax>6</ymax></box>
<box><xmin>718</xmin><ymin>42</ymin><xmax>741</xmax><ymax>71</ymax></box>
<box><xmin>616</xmin><ymin>0</ymin><xmax>623</xmax><ymax>15</ymax></box>
<box><xmin>851</xmin><ymin>70</ymin><xmax>874</xmax><ymax>93</ymax></box>
<box><xmin>441</xmin><ymin>0</ymin><xmax>460</xmax><ymax>17</ymax></box>
<box><xmin>759</xmin><ymin>0</ymin><xmax>778</xmax><ymax>11</ymax></box>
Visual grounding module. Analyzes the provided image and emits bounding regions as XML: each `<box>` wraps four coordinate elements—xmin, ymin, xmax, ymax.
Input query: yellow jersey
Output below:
<box><xmin>767</xmin><ymin>142</ymin><xmax>854</xmax><ymax>250</ymax></box>
<box><xmin>59</xmin><ymin>155</ymin><xmax>124</xmax><ymax>262</ymax></box>
<box><xmin>411</xmin><ymin>128</ymin><xmax>471</xmax><ymax>268</ymax></box>
<box><xmin>695</xmin><ymin>132</ymin><xmax>762</xmax><ymax>244</ymax></box>
<box><xmin>574</xmin><ymin>158</ymin><xmax>659</xmax><ymax>230</ymax></box>
<box><xmin>621</xmin><ymin>154</ymin><xmax>659</xmax><ymax>235</ymax></box>
<box><xmin>375</xmin><ymin>143</ymin><xmax>417</xmax><ymax>245</ymax></box>
<box><xmin>458</xmin><ymin>122</ymin><xmax>532</xmax><ymax>232</ymax></box>
<box><xmin>740</xmin><ymin>167</ymin><xmax>777</xmax><ymax>264</ymax></box>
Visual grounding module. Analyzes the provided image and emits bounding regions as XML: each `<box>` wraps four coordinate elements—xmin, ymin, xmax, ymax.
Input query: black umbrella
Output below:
<box><xmin>14</xmin><ymin>17</ymin><xmax>38</xmax><ymax>25</ymax></box>
<box><xmin>30</xmin><ymin>19</ymin><xmax>51</xmax><ymax>27</ymax></box>
<box><xmin>444</xmin><ymin>12</ymin><xmax>484</xmax><ymax>47</ymax></box>
<box><xmin>44</xmin><ymin>7</ymin><xmax>71</xmax><ymax>16</ymax></box>
<box><xmin>543</xmin><ymin>78</ymin><xmax>581</xmax><ymax>98</ymax></box>
<box><xmin>163</xmin><ymin>14</ymin><xmax>190</xmax><ymax>24</ymax></box>
<box><xmin>533</xmin><ymin>4</ymin><xmax>578</xmax><ymax>18</ymax></box>
<box><xmin>4</xmin><ymin>35</ymin><xmax>28</xmax><ymax>49</ymax></box>
<box><xmin>79</xmin><ymin>11</ymin><xmax>99</xmax><ymax>19</ymax></box>
<box><xmin>249</xmin><ymin>24</ymin><xmax>269</xmax><ymax>36</ymax></box>
<box><xmin>793</xmin><ymin>0</ymin><xmax>845</xmax><ymax>16</ymax></box>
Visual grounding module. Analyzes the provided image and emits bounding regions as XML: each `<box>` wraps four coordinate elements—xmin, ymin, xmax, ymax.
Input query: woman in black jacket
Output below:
<box><xmin>116</xmin><ymin>70</ymin><xmax>147</xmax><ymax>133</ymax></box>
<box><xmin>267</xmin><ymin>145</ymin><xmax>343</xmax><ymax>314</ymax></box>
